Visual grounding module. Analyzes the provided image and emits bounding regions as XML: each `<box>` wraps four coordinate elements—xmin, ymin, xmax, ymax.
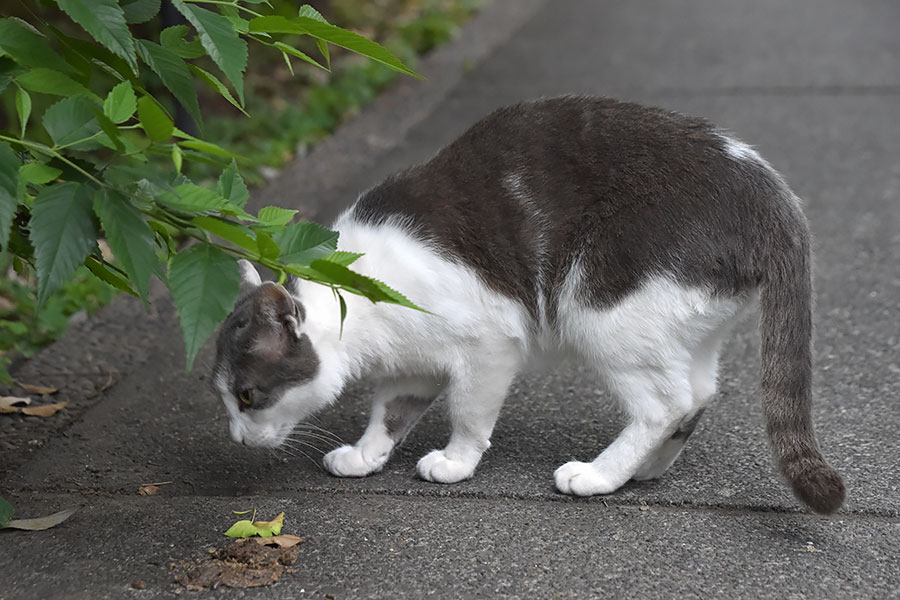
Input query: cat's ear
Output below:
<box><xmin>251</xmin><ymin>283</ymin><xmax>302</xmax><ymax>358</ymax></box>
<box><xmin>238</xmin><ymin>259</ymin><xmax>262</xmax><ymax>292</ymax></box>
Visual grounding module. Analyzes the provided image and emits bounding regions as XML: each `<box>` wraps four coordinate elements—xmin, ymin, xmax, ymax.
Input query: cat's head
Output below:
<box><xmin>211</xmin><ymin>260</ymin><xmax>324</xmax><ymax>448</ymax></box>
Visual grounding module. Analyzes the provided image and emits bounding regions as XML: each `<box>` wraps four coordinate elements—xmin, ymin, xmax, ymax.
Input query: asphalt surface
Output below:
<box><xmin>2</xmin><ymin>1</ymin><xmax>899</xmax><ymax>598</ymax></box>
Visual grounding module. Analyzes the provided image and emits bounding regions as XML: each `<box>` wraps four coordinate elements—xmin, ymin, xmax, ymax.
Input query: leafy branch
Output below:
<box><xmin>0</xmin><ymin>1</ymin><xmax>422</xmax><ymax>375</ymax></box>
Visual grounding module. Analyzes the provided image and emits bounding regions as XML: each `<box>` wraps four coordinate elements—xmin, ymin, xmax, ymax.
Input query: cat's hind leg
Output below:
<box><xmin>324</xmin><ymin>376</ymin><xmax>441</xmax><ymax>478</ymax></box>
<box><xmin>554</xmin><ymin>364</ymin><xmax>695</xmax><ymax>496</ymax></box>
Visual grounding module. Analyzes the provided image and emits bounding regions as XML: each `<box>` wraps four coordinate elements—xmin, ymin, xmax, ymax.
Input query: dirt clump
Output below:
<box><xmin>174</xmin><ymin>539</ymin><xmax>302</xmax><ymax>590</ymax></box>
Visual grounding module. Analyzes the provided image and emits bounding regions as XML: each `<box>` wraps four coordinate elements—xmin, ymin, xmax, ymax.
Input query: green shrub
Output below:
<box><xmin>0</xmin><ymin>0</ymin><xmax>422</xmax><ymax>379</ymax></box>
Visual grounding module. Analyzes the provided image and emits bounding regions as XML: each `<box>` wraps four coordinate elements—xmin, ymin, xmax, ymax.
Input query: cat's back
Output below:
<box><xmin>345</xmin><ymin>96</ymin><xmax>798</xmax><ymax>318</ymax></box>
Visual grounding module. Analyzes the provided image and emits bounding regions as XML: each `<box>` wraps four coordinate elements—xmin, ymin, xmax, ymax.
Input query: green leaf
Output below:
<box><xmin>15</xmin><ymin>86</ymin><xmax>31</xmax><ymax>138</ymax></box>
<box><xmin>157</xmin><ymin>183</ymin><xmax>230</xmax><ymax>213</ymax></box>
<box><xmin>171</xmin><ymin>0</ymin><xmax>247</xmax><ymax>104</ymax></box>
<box><xmin>19</xmin><ymin>163</ymin><xmax>62</xmax><ymax>185</ymax></box>
<box><xmin>189</xmin><ymin>64</ymin><xmax>249</xmax><ymax>116</ymax></box>
<box><xmin>256</xmin><ymin>231</ymin><xmax>280</xmax><ymax>260</ymax></box>
<box><xmin>248</xmin><ymin>16</ymin><xmax>419</xmax><ymax>78</ymax></box>
<box><xmin>29</xmin><ymin>182</ymin><xmax>98</xmax><ymax>306</ymax></box>
<box><xmin>168</xmin><ymin>243</ymin><xmax>240</xmax><ymax>370</ymax></box>
<box><xmin>136</xmin><ymin>40</ymin><xmax>203</xmax><ymax>129</ymax></box>
<box><xmin>84</xmin><ymin>255</ymin><xmax>138</xmax><ymax>296</ymax></box>
<box><xmin>136</xmin><ymin>95</ymin><xmax>173</xmax><ymax>142</ymax></box>
<box><xmin>56</xmin><ymin>0</ymin><xmax>138</xmax><ymax>73</ymax></box>
<box><xmin>177</xmin><ymin>138</ymin><xmax>238</xmax><ymax>159</ymax></box>
<box><xmin>224</xmin><ymin>512</ymin><xmax>284</xmax><ymax>538</ymax></box>
<box><xmin>273</xmin><ymin>41</ymin><xmax>327</xmax><ymax>71</ymax></box>
<box><xmin>338</xmin><ymin>291</ymin><xmax>347</xmax><ymax>337</ymax></box>
<box><xmin>257</xmin><ymin>206</ymin><xmax>297</xmax><ymax>227</ymax></box>
<box><xmin>93</xmin><ymin>188</ymin><xmax>157</xmax><ymax>299</ymax></box>
<box><xmin>0</xmin><ymin>142</ymin><xmax>19</xmax><ymax>250</ymax></box>
<box><xmin>160</xmin><ymin>25</ymin><xmax>205</xmax><ymax>59</ymax></box>
<box><xmin>0</xmin><ymin>19</ymin><xmax>77</xmax><ymax>74</ymax></box>
<box><xmin>307</xmin><ymin>259</ymin><xmax>422</xmax><ymax>310</ymax></box>
<box><xmin>0</xmin><ymin>497</ymin><xmax>12</xmax><ymax>527</ymax></box>
<box><xmin>16</xmin><ymin>68</ymin><xmax>97</xmax><ymax>99</ymax></box>
<box><xmin>192</xmin><ymin>216</ymin><xmax>256</xmax><ymax>251</ymax></box>
<box><xmin>272</xmin><ymin>222</ymin><xmax>338</xmax><ymax>265</ymax></box>
<box><xmin>92</xmin><ymin>106</ymin><xmax>126</xmax><ymax>152</ymax></box>
<box><xmin>217</xmin><ymin>160</ymin><xmax>249</xmax><ymax>208</ymax></box>
<box><xmin>319</xmin><ymin>250</ymin><xmax>363</xmax><ymax>267</ymax></box>
<box><xmin>120</xmin><ymin>0</ymin><xmax>161</xmax><ymax>24</ymax></box>
<box><xmin>172</xmin><ymin>144</ymin><xmax>183</xmax><ymax>174</ymax></box>
<box><xmin>298</xmin><ymin>5</ymin><xmax>330</xmax><ymax>68</ymax></box>
<box><xmin>103</xmin><ymin>80</ymin><xmax>137</xmax><ymax>123</ymax></box>
<box><xmin>42</xmin><ymin>97</ymin><xmax>101</xmax><ymax>149</ymax></box>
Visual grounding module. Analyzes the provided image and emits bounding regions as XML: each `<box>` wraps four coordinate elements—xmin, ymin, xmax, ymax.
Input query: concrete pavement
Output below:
<box><xmin>2</xmin><ymin>0</ymin><xmax>899</xmax><ymax>598</ymax></box>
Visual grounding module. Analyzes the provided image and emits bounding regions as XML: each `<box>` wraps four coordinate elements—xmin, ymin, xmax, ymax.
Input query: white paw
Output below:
<box><xmin>554</xmin><ymin>461</ymin><xmax>620</xmax><ymax>496</ymax></box>
<box><xmin>416</xmin><ymin>449</ymin><xmax>477</xmax><ymax>483</ymax></box>
<box><xmin>323</xmin><ymin>444</ymin><xmax>387</xmax><ymax>478</ymax></box>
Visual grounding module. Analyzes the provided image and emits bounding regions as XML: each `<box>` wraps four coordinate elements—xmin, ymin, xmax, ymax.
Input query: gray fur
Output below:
<box><xmin>213</xmin><ymin>283</ymin><xmax>319</xmax><ymax>412</ymax></box>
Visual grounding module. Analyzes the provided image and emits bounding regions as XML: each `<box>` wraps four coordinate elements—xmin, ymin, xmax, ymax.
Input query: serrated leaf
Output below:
<box><xmin>157</xmin><ymin>183</ymin><xmax>230</xmax><ymax>214</ymax></box>
<box><xmin>192</xmin><ymin>216</ymin><xmax>256</xmax><ymax>251</ymax></box>
<box><xmin>121</xmin><ymin>0</ymin><xmax>161</xmax><ymax>24</ymax></box>
<box><xmin>160</xmin><ymin>25</ymin><xmax>205</xmax><ymax>59</ymax></box>
<box><xmin>171</xmin><ymin>0</ymin><xmax>247</xmax><ymax>104</ymax></box>
<box><xmin>16</xmin><ymin>68</ymin><xmax>97</xmax><ymax>99</ymax></box>
<box><xmin>136</xmin><ymin>40</ymin><xmax>203</xmax><ymax>130</ymax></box>
<box><xmin>189</xmin><ymin>64</ymin><xmax>249</xmax><ymax>116</ymax></box>
<box><xmin>84</xmin><ymin>255</ymin><xmax>138</xmax><ymax>296</ymax></box>
<box><xmin>216</xmin><ymin>160</ymin><xmax>249</xmax><ymax>208</ymax></box>
<box><xmin>0</xmin><ymin>497</ymin><xmax>12</xmax><ymax>527</ymax></box>
<box><xmin>306</xmin><ymin>259</ymin><xmax>423</xmax><ymax>311</ymax></box>
<box><xmin>0</xmin><ymin>19</ymin><xmax>77</xmax><ymax>74</ymax></box>
<box><xmin>93</xmin><ymin>106</ymin><xmax>126</xmax><ymax>152</ymax></box>
<box><xmin>273</xmin><ymin>41</ymin><xmax>327</xmax><ymax>71</ymax></box>
<box><xmin>15</xmin><ymin>86</ymin><xmax>31</xmax><ymax>137</ymax></box>
<box><xmin>298</xmin><ymin>5</ymin><xmax>330</xmax><ymax>67</ymax></box>
<box><xmin>19</xmin><ymin>163</ymin><xmax>62</xmax><ymax>185</ymax></box>
<box><xmin>29</xmin><ymin>182</ymin><xmax>98</xmax><ymax>306</ymax></box>
<box><xmin>0</xmin><ymin>142</ymin><xmax>20</xmax><ymax>251</ymax></box>
<box><xmin>42</xmin><ymin>97</ymin><xmax>101</xmax><ymax>149</ymax></box>
<box><xmin>93</xmin><ymin>188</ymin><xmax>157</xmax><ymax>299</ymax></box>
<box><xmin>248</xmin><ymin>16</ymin><xmax>419</xmax><ymax>78</ymax></box>
<box><xmin>319</xmin><ymin>250</ymin><xmax>363</xmax><ymax>267</ymax></box>
<box><xmin>256</xmin><ymin>231</ymin><xmax>280</xmax><ymax>260</ymax></box>
<box><xmin>257</xmin><ymin>206</ymin><xmax>297</xmax><ymax>227</ymax></box>
<box><xmin>168</xmin><ymin>243</ymin><xmax>240</xmax><ymax>370</ymax></box>
<box><xmin>136</xmin><ymin>96</ymin><xmax>173</xmax><ymax>142</ymax></box>
<box><xmin>56</xmin><ymin>0</ymin><xmax>137</xmax><ymax>73</ymax></box>
<box><xmin>103</xmin><ymin>80</ymin><xmax>137</xmax><ymax>123</ymax></box>
<box><xmin>273</xmin><ymin>222</ymin><xmax>338</xmax><ymax>265</ymax></box>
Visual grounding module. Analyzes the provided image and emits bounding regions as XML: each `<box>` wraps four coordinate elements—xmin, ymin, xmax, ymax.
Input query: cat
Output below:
<box><xmin>212</xmin><ymin>95</ymin><xmax>845</xmax><ymax>515</ymax></box>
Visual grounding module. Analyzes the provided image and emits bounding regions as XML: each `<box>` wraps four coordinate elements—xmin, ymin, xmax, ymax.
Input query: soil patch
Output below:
<box><xmin>174</xmin><ymin>538</ymin><xmax>304</xmax><ymax>590</ymax></box>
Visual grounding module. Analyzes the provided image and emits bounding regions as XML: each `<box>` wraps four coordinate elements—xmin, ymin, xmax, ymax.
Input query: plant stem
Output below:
<box><xmin>0</xmin><ymin>134</ymin><xmax>106</xmax><ymax>187</ymax></box>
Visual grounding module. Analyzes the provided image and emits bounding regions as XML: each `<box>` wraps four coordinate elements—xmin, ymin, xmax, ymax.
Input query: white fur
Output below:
<box><xmin>228</xmin><ymin>215</ymin><xmax>752</xmax><ymax>496</ymax></box>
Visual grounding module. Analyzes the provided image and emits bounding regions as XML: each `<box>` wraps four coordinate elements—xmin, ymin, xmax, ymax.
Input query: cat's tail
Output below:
<box><xmin>758</xmin><ymin>203</ymin><xmax>845</xmax><ymax>515</ymax></box>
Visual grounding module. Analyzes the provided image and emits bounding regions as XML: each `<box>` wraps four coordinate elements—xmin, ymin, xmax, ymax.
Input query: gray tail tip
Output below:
<box><xmin>785</xmin><ymin>459</ymin><xmax>846</xmax><ymax>515</ymax></box>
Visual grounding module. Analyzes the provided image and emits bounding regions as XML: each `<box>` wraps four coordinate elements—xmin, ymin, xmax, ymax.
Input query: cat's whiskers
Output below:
<box><xmin>283</xmin><ymin>436</ymin><xmax>328</xmax><ymax>455</ymax></box>
<box><xmin>278</xmin><ymin>441</ymin><xmax>325</xmax><ymax>471</ymax></box>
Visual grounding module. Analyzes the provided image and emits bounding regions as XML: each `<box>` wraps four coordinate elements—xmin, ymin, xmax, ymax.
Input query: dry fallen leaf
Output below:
<box><xmin>3</xmin><ymin>507</ymin><xmax>78</xmax><ymax>530</ymax></box>
<box><xmin>138</xmin><ymin>485</ymin><xmax>159</xmax><ymax>496</ymax></box>
<box><xmin>0</xmin><ymin>396</ymin><xmax>31</xmax><ymax>414</ymax></box>
<box><xmin>17</xmin><ymin>381</ymin><xmax>58</xmax><ymax>395</ymax></box>
<box><xmin>253</xmin><ymin>534</ymin><xmax>305</xmax><ymax>548</ymax></box>
<box><xmin>21</xmin><ymin>401</ymin><xmax>68</xmax><ymax>417</ymax></box>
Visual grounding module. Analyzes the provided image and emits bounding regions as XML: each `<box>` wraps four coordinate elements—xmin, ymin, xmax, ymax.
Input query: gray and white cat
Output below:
<box><xmin>213</xmin><ymin>96</ymin><xmax>845</xmax><ymax>514</ymax></box>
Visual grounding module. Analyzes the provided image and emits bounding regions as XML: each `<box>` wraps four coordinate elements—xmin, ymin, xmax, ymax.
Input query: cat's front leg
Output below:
<box><xmin>417</xmin><ymin>356</ymin><xmax>519</xmax><ymax>484</ymax></box>
<box><xmin>324</xmin><ymin>378</ymin><xmax>438</xmax><ymax>478</ymax></box>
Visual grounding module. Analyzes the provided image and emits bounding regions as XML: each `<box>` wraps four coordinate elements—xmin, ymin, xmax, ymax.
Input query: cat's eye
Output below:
<box><xmin>238</xmin><ymin>389</ymin><xmax>253</xmax><ymax>408</ymax></box>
